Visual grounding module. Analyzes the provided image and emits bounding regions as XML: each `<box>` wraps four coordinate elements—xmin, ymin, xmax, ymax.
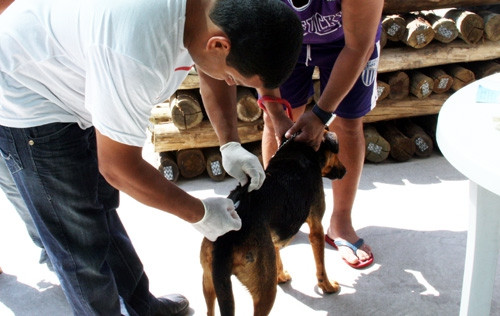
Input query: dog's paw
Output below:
<box><xmin>319</xmin><ymin>279</ymin><xmax>340</xmax><ymax>294</ymax></box>
<box><xmin>277</xmin><ymin>270</ymin><xmax>291</xmax><ymax>283</ymax></box>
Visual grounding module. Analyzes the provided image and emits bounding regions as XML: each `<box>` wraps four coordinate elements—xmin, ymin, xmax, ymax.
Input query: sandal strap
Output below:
<box><xmin>333</xmin><ymin>238</ymin><xmax>365</xmax><ymax>253</ymax></box>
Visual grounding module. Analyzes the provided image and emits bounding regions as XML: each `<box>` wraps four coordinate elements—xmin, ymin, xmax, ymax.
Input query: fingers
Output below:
<box><xmin>220</xmin><ymin>142</ymin><xmax>265</xmax><ymax>190</ymax></box>
<box><xmin>228</xmin><ymin>209</ymin><xmax>242</xmax><ymax>229</ymax></box>
<box><xmin>284</xmin><ymin>112</ymin><xmax>326</xmax><ymax>151</ymax></box>
<box><xmin>246</xmin><ymin>167</ymin><xmax>265</xmax><ymax>192</ymax></box>
<box><xmin>195</xmin><ymin>197</ymin><xmax>242</xmax><ymax>241</ymax></box>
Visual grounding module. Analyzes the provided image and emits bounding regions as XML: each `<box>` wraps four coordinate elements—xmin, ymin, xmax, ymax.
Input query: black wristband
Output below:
<box><xmin>312</xmin><ymin>103</ymin><xmax>336</xmax><ymax>126</ymax></box>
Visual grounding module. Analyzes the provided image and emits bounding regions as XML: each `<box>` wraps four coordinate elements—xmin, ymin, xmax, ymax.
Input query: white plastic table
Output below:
<box><xmin>437</xmin><ymin>73</ymin><xmax>500</xmax><ymax>316</ymax></box>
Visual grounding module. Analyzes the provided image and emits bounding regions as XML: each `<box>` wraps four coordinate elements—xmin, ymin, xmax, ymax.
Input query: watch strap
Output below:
<box><xmin>312</xmin><ymin>103</ymin><xmax>336</xmax><ymax>126</ymax></box>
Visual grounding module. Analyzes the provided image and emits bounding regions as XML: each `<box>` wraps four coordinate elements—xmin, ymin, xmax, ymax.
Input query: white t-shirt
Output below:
<box><xmin>0</xmin><ymin>0</ymin><xmax>193</xmax><ymax>146</ymax></box>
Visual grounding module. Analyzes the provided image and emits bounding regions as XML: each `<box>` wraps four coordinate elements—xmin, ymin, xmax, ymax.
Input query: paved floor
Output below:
<box><xmin>1</xmin><ymin>143</ymin><xmax>500</xmax><ymax>315</ymax></box>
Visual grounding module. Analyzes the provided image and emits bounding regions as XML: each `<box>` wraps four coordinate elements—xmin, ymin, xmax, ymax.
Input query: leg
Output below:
<box><xmin>0</xmin><ymin>154</ymin><xmax>52</xmax><ymax>269</ymax></box>
<box><xmin>274</xmin><ymin>246</ymin><xmax>291</xmax><ymax>283</ymax></box>
<box><xmin>235</xmin><ymin>242</ymin><xmax>277</xmax><ymax>316</ymax></box>
<box><xmin>0</xmin><ymin>124</ymin><xmax>155</xmax><ymax>315</ymax></box>
<box><xmin>307</xmin><ymin>201</ymin><xmax>339</xmax><ymax>293</ymax></box>
<box><xmin>459</xmin><ymin>182</ymin><xmax>500</xmax><ymax>316</ymax></box>
<box><xmin>326</xmin><ymin>117</ymin><xmax>373</xmax><ymax>265</ymax></box>
<box><xmin>200</xmin><ymin>239</ymin><xmax>217</xmax><ymax>316</ymax></box>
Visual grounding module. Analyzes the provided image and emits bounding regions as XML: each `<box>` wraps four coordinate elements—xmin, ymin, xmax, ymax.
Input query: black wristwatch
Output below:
<box><xmin>312</xmin><ymin>103</ymin><xmax>336</xmax><ymax>126</ymax></box>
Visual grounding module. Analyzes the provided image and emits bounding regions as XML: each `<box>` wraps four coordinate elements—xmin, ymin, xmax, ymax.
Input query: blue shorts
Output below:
<box><xmin>279</xmin><ymin>39</ymin><xmax>380</xmax><ymax>119</ymax></box>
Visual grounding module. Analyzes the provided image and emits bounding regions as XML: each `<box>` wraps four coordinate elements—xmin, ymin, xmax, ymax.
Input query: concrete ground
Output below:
<box><xmin>1</xmin><ymin>141</ymin><xmax>499</xmax><ymax>315</ymax></box>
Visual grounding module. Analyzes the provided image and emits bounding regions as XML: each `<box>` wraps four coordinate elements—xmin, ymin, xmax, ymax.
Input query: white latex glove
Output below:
<box><xmin>220</xmin><ymin>142</ymin><xmax>265</xmax><ymax>192</ymax></box>
<box><xmin>192</xmin><ymin>197</ymin><xmax>242</xmax><ymax>241</ymax></box>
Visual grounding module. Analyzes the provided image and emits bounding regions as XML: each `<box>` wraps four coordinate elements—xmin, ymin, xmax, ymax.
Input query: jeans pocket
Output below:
<box><xmin>0</xmin><ymin>129</ymin><xmax>23</xmax><ymax>175</ymax></box>
<box><xmin>27</xmin><ymin>123</ymin><xmax>90</xmax><ymax>159</ymax></box>
<box><xmin>0</xmin><ymin>149</ymin><xmax>22</xmax><ymax>174</ymax></box>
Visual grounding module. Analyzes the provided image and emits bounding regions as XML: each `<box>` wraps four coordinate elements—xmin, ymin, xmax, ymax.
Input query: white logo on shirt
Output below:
<box><xmin>302</xmin><ymin>12</ymin><xmax>342</xmax><ymax>37</ymax></box>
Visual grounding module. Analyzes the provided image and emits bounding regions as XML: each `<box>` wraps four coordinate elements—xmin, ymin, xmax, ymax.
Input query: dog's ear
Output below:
<box><xmin>323</xmin><ymin>131</ymin><xmax>339</xmax><ymax>154</ymax></box>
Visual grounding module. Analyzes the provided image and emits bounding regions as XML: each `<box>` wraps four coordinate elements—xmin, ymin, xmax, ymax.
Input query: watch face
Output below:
<box><xmin>325</xmin><ymin>113</ymin><xmax>336</xmax><ymax>126</ymax></box>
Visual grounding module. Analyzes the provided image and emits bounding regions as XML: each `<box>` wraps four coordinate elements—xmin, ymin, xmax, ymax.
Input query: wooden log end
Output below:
<box><xmin>376</xmin><ymin>80</ymin><xmax>391</xmax><ymax>102</ymax></box>
<box><xmin>236</xmin><ymin>94</ymin><xmax>262</xmax><ymax>122</ymax></box>
<box><xmin>425</xmin><ymin>68</ymin><xmax>454</xmax><ymax>94</ymax></box>
<box><xmin>159</xmin><ymin>152</ymin><xmax>180</xmax><ymax>182</ymax></box>
<box><xmin>382</xmin><ymin>15</ymin><xmax>407</xmax><ymax>41</ymax></box>
<box><xmin>176</xmin><ymin>149</ymin><xmax>206</xmax><ymax>178</ymax></box>
<box><xmin>396</xmin><ymin>119</ymin><xmax>434</xmax><ymax>157</ymax></box>
<box><xmin>412</xmin><ymin>115</ymin><xmax>439</xmax><ymax>151</ymax></box>
<box><xmin>204</xmin><ymin>148</ymin><xmax>226</xmax><ymax>181</ymax></box>
<box><xmin>412</xmin><ymin>133</ymin><xmax>434</xmax><ymax>157</ymax></box>
<box><xmin>364</xmin><ymin>124</ymin><xmax>391</xmax><ymax>163</ymax></box>
<box><xmin>170</xmin><ymin>92</ymin><xmax>204</xmax><ymax>130</ymax></box>
<box><xmin>433</xmin><ymin>22</ymin><xmax>459</xmax><ymax>43</ymax></box>
<box><xmin>480</xmin><ymin>11</ymin><xmax>500</xmax><ymax>42</ymax></box>
<box><xmin>410</xmin><ymin>71</ymin><xmax>434</xmax><ymax>99</ymax></box>
<box><xmin>377</xmin><ymin>122</ymin><xmax>416</xmax><ymax>162</ymax></box>
<box><xmin>402</xmin><ymin>15</ymin><xmax>435</xmax><ymax>49</ymax></box>
<box><xmin>447</xmin><ymin>10</ymin><xmax>485</xmax><ymax>44</ymax></box>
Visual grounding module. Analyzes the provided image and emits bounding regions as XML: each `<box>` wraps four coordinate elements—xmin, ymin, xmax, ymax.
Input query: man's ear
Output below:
<box><xmin>206</xmin><ymin>36</ymin><xmax>231</xmax><ymax>56</ymax></box>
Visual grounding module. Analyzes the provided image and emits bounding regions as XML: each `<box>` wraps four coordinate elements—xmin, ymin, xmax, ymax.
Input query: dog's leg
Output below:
<box><xmin>234</xmin><ymin>239</ymin><xmax>277</xmax><ymax>316</ymax></box>
<box><xmin>274</xmin><ymin>246</ymin><xmax>291</xmax><ymax>283</ymax></box>
<box><xmin>201</xmin><ymin>239</ymin><xmax>217</xmax><ymax>316</ymax></box>
<box><xmin>307</xmin><ymin>215</ymin><xmax>340</xmax><ymax>294</ymax></box>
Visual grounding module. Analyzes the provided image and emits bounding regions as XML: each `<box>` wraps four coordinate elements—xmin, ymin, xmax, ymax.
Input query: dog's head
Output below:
<box><xmin>318</xmin><ymin>131</ymin><xmax>346</xmax><ymax>180</ymax></box>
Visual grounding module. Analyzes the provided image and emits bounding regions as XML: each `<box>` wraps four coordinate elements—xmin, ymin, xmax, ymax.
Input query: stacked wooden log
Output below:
<box><xmin>375</xmin><ymin>59</ymin><xmax>500</xmax><ymax>103</ymax></box>
<box><xmin>381</xmin><ymin>7</ymin><xmax>500</xmax><ymax>49</ymax></box>
<box><xmin>364</xmin><ymin>115</ymin><xmax>437</xmax><ymax>163</ymax></box>
<box><xmin>148</xmin><ymin>2</ymin><xmax>500</xmax><ymax>181</ymax></box>
<box><xmin>150</xmin><ymin>86</ymin><xmax>263</xmax><ymax>182</ymax></box>
<box><xmin>155</xmin><ymin>141</ymin><xmax>264</xmax><ymax>182</ymax></box>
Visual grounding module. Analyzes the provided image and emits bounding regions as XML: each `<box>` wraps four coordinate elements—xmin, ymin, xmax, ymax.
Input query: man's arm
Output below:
<box><xmin>317</xmin><ymin>0</ymin><xmax>383</xmax><ymax>112</ymax></box>
<box><xmin>256</xmin><ymin>87</ymin><xmax>294</xmax><ymax>143</ymax></box>
<box><xmin>95</xmin><ymin>130</ymin><xmax>204</xmax><ymax>223</ymax></box>
<box><xmin>95</xmin><ymin>130</ymin><xmax>242</xmax><ymax>241</ymax></box>
<box><xmin>198</xmin><ymin>69</ymin><xmax>239</xmax><ymax>145</ymax></box>
<box><xmin>287</xmin><ymin>0</ymin><xmax>384</xmax><ymax>149</ymax></box>
<box><xmin>197</xmin><ymin>68</ymin><xmax>265</xmax><ymax>191</ymax></box>
<box><xmin>0</xmin><ymin>0</ymin><xmax>14</xmax><ymax>14</ymax></box>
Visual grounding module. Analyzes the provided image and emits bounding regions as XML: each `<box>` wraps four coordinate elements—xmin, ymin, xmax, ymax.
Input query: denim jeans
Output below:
<box><xmin>0</xmin><ymin>123</ymin><xmax>156</xmax><ymax>315</ymax></box>
<box><xmin>0</xmin><ymin>154</ymin><xmax>53</xmax><ymax>270</ymax></box>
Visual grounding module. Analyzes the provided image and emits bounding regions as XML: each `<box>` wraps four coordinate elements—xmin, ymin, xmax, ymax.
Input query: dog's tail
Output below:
<box><xmin>212</xmin><ymin>235</ymin><xmax>236</xmax><ymax>316</ymax></box>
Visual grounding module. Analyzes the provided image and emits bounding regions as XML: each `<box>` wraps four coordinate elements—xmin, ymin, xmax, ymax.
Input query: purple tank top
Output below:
<box><xmin>282</xmin><ymin>0</ymin><xmax>344</xmax><ymax>44</ymax></box>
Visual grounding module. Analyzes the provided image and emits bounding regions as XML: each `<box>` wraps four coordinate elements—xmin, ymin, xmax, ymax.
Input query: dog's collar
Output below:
<box><xmin>276</xmin><ymin>132</ymin><xmax>299</xmax><ymax>153</ymax></box>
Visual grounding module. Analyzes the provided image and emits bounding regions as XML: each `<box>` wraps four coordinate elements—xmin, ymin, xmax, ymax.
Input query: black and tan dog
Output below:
<box><xmin>200</xmin><ymin>131</ymin><xmax>346</xmax><ymax>316</ymax></box>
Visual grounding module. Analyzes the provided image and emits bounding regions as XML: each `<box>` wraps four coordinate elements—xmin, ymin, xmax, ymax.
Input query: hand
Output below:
<box><xmin>192</xmin><ymin>198</ymin><xmax>242</xmax><ymax>241</ymax></box>
<box><xmin>271</xmin><ymin>115</ymin><xmax>294</xmax><ymax>146</ymax></box>
<box><xmin>220</xmin><ymin>142</ymin><xmax>265</xmax><ymax>191</ymax></box>
<box><xmin>285</xmin><ymin>110</ymin><xmax>326</xmax><ymax>151</ymax></box>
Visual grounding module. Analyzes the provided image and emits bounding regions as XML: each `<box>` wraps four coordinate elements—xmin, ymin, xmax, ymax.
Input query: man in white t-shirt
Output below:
<box><xmin>0</xmin><ymin>0</ymin><xmax>302</xmax><ymax>314</ymax></box>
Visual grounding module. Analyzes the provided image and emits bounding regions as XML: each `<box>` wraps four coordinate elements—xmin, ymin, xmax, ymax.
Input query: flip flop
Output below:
<box><xmin>325</xmin><ymin>235</ymin><xmax>374</xmax><ymax>269</ymax></box>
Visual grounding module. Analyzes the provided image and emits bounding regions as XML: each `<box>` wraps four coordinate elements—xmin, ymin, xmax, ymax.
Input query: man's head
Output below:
<box><xmin>209</xmin><ymin>0</ymin><xmax>302</xmax><ymax>89</ymax></box>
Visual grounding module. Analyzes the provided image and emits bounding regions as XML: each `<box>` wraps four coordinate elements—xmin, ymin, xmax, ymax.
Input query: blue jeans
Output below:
<box><xmin>0</xmin><ymin>153</ymin><xmax>53</xmax><ymax>270</ymax></box>
<box><xmin>0</xmin><ymin>123</ymin><xmax>156</xmax><ymax>315</ymax></box>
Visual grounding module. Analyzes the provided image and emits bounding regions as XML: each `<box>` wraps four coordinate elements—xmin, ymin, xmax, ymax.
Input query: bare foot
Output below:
<box><xmin>326</xmin><ymin>229</ymin><xmax>373</xmax><ymax>268</ymax></box>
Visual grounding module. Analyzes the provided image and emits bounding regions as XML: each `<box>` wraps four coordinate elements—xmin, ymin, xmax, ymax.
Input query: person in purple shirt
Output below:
<box><xmin>259</xmin><ymin>0</ymin><xmax>383</xmax><ymax>269</ymax></box>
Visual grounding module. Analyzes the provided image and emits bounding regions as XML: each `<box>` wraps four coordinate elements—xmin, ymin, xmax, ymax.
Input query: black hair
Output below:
<box><xmin>209</xmin><ymin>0</ymin><xmax>303</xmax><ymax>89</ymax></box>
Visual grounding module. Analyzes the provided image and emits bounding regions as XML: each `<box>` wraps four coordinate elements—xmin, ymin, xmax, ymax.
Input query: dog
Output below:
<box><xmin>200</xmin><ymin>131</ymin><xmax>346</xmax><ymax>316</ymax></box>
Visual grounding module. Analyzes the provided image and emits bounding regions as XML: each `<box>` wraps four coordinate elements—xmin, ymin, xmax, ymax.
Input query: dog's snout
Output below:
<box><xmin>322</xmin><ymin>153</ymin><xmax>346</xmax><ymax>180</ymax></box>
